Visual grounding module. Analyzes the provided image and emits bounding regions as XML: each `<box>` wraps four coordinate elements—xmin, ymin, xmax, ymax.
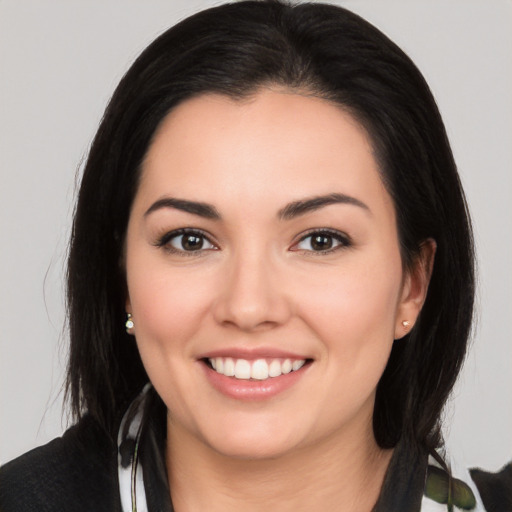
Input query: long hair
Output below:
<box><xmin>66</xmin><ymin>0</ymin><xmax>475</xmax><ymax>452</ymax></box>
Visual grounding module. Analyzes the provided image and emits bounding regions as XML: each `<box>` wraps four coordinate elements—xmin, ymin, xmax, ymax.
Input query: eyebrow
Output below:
<box><xmin>278</xmin><ymin>193</ymin><xmax>371</xmax><ymax>220</ymax></box>
<box><xmin>144</xmin><ymin>192</ymin><xmax>370</xmax><ymax>221</ymax></box>
<box><xmin>144</xmin><ymin>197</ymin><xmax>221</xmax><ymax>219</ymax></box>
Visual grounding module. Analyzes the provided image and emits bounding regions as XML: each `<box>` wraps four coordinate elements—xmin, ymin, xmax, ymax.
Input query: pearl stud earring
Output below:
<box><xmin>125</xmin><ymin>313</ymin><xmax>134</xmax><ymax>333</ymax></box>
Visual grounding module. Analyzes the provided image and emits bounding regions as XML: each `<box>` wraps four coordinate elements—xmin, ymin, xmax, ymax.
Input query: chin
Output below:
<box><xmin>200</xmin><ymin>421</ymin><xmax>305</xmax><ymax>461</ymax></box>
<box><xmin>210</xmin><ymin>437</ymin><xmax>297</xmax><ymax>461</ymax></box>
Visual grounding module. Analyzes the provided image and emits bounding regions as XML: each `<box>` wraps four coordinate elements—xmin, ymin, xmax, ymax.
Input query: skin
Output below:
<box><xmin>124</xmin><ymin>89</ymin><xmax>434</xmax><ymax>511</ymax></box>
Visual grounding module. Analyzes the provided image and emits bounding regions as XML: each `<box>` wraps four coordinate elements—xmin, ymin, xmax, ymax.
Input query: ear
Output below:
<box><xmin>394</xmin><ymin>239</ymin><xmax>436</xmax><ymax>340</ymax></box>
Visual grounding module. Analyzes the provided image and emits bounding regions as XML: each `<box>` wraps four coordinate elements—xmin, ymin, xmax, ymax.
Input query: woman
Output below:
<box><xmin>0</xmin><ymin>1</ymin><xmax>510</xmax><ymax>510</ymax></box>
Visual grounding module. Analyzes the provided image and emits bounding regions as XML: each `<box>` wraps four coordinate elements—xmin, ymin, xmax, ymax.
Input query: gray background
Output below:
<box><xmin>1</xmin><ymin>0</ymin><xmax>511</xmax><ymax>469</ymax></box>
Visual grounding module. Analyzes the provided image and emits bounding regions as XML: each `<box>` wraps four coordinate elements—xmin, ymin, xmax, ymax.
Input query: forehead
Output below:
<box><xmin>138</xmin><ymin>89</ymin><xmax>392</xmax><ymax>217</ymax></box>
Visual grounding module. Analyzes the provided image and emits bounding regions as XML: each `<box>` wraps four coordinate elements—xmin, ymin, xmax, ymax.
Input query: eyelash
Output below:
<box><xmin>291</xmin><ymin>228</ymin><xmax>352</xmax><ymax>255</ymax></box>
<box><xmin>154</xmin><ymin>228</ymin><xmax>218</xmax><ymax>256</ymax></box>
<box><xmin>154</xmin><ymin>228</ymin><xmax>351</xmax><ymax>256</ymax></box>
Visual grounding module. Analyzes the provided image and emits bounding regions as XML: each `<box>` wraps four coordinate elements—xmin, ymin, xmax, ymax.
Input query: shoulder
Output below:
<box><xmin>0</xmin><ymin>415</ymin><xmax>121</xmax><ymax>512</ymax></box>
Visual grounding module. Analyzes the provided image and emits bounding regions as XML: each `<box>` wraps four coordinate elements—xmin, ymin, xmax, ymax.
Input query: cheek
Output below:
<box><xmin>126</xmin><ymin>259</ymin><xmax>214</xmax><ymax>350</ymax></box>
<box><xmin>304</xmin><ymin>261</ymin><xmax>400</xmax><ymax>321</ymax></box>
<box><xmin>295</xmin><ymin>254</ymin><xmax>403</xmax><ymax>365</ymax></box>
<box><xmin>126</xmin><ymin>263</ymin><xmax>217</xmax><ymax>411</ymax></box>
<box><xmin>129</xmin><ymin>273</ymin><xmax>210</xmax><ymax>344</ymax></box>
<box><xmin>296</xmin><ymin>260</ymin><xmax>402</xmax><ymax>421</ymax></box>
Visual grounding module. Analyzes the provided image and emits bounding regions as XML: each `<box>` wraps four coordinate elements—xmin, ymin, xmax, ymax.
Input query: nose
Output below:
<box><xmin>212</xmin><ymin>250</ymin><xmax>292</xmax><ymax>332</ymax></box>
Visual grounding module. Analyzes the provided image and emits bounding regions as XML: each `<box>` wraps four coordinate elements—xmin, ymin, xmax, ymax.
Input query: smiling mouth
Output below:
<box><xmin>205</xmin><ymin>357</ymin><xmax>311</xmax><ymax>381</ymax></box>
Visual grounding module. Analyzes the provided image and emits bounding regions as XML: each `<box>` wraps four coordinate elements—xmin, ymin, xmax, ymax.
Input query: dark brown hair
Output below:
<box><xmin>66</xmin><ymin>0</ymin><xmax>475</xmax><ymax>453</ymax></box>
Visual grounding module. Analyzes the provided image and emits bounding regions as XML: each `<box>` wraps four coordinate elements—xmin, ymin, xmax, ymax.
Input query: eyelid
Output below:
<box><xmin>154</xmin><ymin>228</ymin><xmax>219</xmax><ymax>254</ymax></box>
<box><xmin>290</xmin><ymin>228</ymin><xmax>352</xmax><ymax>253</ymax></box>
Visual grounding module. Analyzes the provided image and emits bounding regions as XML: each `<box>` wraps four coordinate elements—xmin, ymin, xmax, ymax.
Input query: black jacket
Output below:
<box><xmin>1</xmin><ymin>414</ymin><xmax>511</xmax><ymax>511</ymax></box>
<box><xmin>0</xmin><ymin>417</ymin><xmax>121</xmax><ymax>511</ymax></box>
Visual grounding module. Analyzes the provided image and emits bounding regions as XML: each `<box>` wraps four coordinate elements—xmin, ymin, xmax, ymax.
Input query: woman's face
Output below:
<box><xmin>125</xmin><ymin>89</ymin><xmax>424</xmax><ymax>459</ymax></box>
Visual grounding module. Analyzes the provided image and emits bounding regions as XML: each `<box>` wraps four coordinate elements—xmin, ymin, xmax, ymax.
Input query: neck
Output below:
<box><xmin>166</xmin><ymin>415</ymin><xmax>393</xmax><ymax>512</ymax></box>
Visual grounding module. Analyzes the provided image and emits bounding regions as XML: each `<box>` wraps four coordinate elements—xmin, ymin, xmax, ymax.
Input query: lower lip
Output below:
<box><xmin>201</xmin><ymin>361</ymin><xmax>310</xmax><ymax>401</ymax></box>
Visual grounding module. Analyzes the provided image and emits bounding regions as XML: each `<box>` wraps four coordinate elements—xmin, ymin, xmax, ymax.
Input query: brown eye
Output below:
<box><xmin>180</xmin><ymin>234</ymin><xmax>204</xmax><ymax>251</ymax></box>
<box><xmin>310</xmin><ymin>234</ymin><xmax>334</xmax><ymax>251</ymax></box>
<box><xmin>294</xmin><ymin>230</ymin><xmax>350</xmax><ymax>253</ymax></box>
<box><xmin>159</xmin><ymin>229</ymin><xmax>216</xmax><ymax>253</ymax></box>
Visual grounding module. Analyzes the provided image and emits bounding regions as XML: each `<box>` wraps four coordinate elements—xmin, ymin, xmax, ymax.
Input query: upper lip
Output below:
<box><xmin>198</xmin><ymin>347</ymin><xmax>311</xmax><ymax>361</ymax></box>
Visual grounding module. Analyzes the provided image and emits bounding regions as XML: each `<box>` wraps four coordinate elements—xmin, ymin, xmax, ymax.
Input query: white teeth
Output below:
<box><xmin>251</xmin><ymin>359</ymin><xmax>269</xmax><ymax>380</ymax></box>
<box><xmin>208</xmin><ymin>357</ymin><xmax>307</xmax><ymax>380</ymax></box>
<box><xmin>234</xmin><ymin>359</ymin><xmax>251</xmax><ymax>379</ymax></box>
<box><xmin>224</xmin><ymin>357</ymin><xmax>235</xmax><ymax>377</ymax></box>
<box><xmin>281</xmin><ymin>359</ymin><xmax>292</xmax><ymax>374</ymax></box>
<box><xmin>268</xmin><ymin>360</ymin><xmax>281</xmax><ymax>377</ymax></box>
<box><xmin>292</xmin><ymin>360</ymin><xmax>305</xmax><ymax>371</ymax></box>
